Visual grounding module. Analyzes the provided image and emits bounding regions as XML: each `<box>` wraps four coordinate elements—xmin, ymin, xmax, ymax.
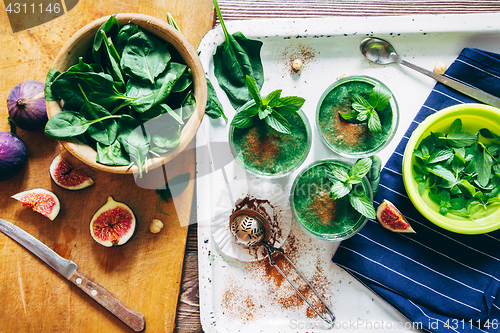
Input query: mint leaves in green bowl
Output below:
<box><xmin>45</xmin><ymin>14</ymin><xmax>206</xmax><ymax>176</ymax></box>
<box><xmin>290</xmin><ymin>158</ymin><xmax>374</xmax><ymax>241</ymax></box>
<box><xmin>402</xmin><ymin>103</ymin><xmax>500</xmax><ymax>234</ymax></box>
<box><xmin>228</xmin><ymin>76</ymin><xmax>312</xmax><ymax>178</ymax></box>
<box><xmin>316</xmin><ymin>76</ymin><xmax>399</xmax><ymax>158</ymax></box>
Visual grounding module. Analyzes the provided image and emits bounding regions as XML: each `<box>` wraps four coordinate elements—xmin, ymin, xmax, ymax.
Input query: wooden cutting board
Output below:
<box><xmin>0</xmin><ymin>1</ymin><xmax>213</xmax><ymax>332</ymax></box>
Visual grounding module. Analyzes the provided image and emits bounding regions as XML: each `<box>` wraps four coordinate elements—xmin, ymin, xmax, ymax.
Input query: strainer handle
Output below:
<box><xmin>263</xmin><ymin>243</ymin><xmax>336</xmax><ymax>328</ymax></box>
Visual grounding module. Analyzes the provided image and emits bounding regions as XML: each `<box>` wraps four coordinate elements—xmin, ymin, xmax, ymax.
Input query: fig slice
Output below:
<box><xmin>376</xmin><ymin>199</ymin><xmax>416</xmax><ymax>233</ymax></box>
<box><xmin>49</xmin><ymin>153</ymin><xmax>94</xmax><ymax>190</ymax></box>
<box><xmin>90</xmin><ymin>196</ymin><xmax>137</xmax><ymax>247</ymax></box>
<box><xmin>12</xmin><ymin>188</ymin><xmax>60</xmax><ymax>220</ymax></box>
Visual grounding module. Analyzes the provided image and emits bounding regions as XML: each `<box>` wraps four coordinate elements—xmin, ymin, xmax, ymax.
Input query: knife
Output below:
<box><xmin>0</xmin><ymin>218</ymin><xmax>146</xmax><ymax>332</ymax></box>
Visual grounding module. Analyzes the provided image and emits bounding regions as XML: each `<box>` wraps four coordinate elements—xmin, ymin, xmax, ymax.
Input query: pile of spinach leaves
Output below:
<box><xmin>413</xmin><ymin>118</ymin><xmax>500</xmax><ymax>218</ymax></box>
<box><xmin>45</xmin><ymin>14</ymin><xmax>196</xmax><ymax>177</ymax></box>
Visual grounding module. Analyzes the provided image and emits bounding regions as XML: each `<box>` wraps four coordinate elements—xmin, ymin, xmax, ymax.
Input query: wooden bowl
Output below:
<box><xmin>46</xmin><ymin>13</ymin><xmax>207</xmax><ymax>174</ymax></box>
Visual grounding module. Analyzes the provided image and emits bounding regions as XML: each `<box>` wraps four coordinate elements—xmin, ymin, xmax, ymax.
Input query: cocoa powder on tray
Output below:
<box><xmin>221</xmin><ymin>230</ymin><xmax>332</xmax><ymax>322</ymax></box>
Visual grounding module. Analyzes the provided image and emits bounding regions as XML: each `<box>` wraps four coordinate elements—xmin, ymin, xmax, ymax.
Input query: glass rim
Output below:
<box><xmin>315</xmin><ymin>75</ymin><xmax>400</xmax><ymax>158</ymax></box>
<box><xmin>228</xmin><ymin>100</ymin><xmax>312</xmax><ymax>179</ymax></box>
<box><xmin>289</xmin><ymin>158</ymin><xmax>373</xmax><ymax>242</ymax></box>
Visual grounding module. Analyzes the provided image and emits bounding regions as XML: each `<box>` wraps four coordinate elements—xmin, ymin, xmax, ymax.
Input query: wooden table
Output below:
<box><xmin>174</xmin><ymin>1</ymin><xmax>500</xmax><ymax>332</ymax></box>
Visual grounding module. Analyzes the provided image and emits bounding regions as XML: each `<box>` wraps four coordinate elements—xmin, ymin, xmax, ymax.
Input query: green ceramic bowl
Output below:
<box><xmin>402</xmin><ymin>103</ymin><xmax>500</xmax><ymax>234</ymax></box>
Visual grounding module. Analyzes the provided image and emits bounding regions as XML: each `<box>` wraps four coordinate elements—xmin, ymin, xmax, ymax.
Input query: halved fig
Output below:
<box><xmin>12</xmin><ymin>188</ymin><xmax>60</xmax><ymax>220</ymax></box>
<box><xmin>49</xmin><ymin>153</ymin><xmax>94</xmax><ymax>190</ymax></box>
<box><xmin>90</xmin><ymin>196</ymin><xmax>137</xmax><ymax>247</ymax></box>
<box><xmin>376</xmin><ymin>199</ymin><xmax>415</xmax><ymax>233</ymax></box>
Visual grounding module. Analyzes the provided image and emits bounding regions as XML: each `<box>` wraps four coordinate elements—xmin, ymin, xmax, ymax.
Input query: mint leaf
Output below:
<box><xmin>367</xmin><ymin>109</ymin><xmax>382</xmax><ymax>134</ymax></box>
<box><xmin>262</xmin><ymin>89</ymin><xmax>282</xmax><ymax>107</ymax></box>
<box><xmin>350</xmin><ymin>157</ymin><xmax>372</xmax><ymax>179</ymax></box>
<box><xmin>245</xmin><ymin>75</ymin><xmax>262</xmax><ymax>107</ymax></box>
<box><xmin>264</xmin><ymin>111</ymin><xmax>291</xmax><ymax>134</ymax></box>
<box><xmin>449</xmin><ymin>118</ymin><xmax>462</xmax><ymax>134</ymax></box>
<box><xmin>258</xmin><ymin>106</ymin><xmax>272</xmax><ymax>120</ymax></box>
<box><xmin>231</xmin><ymin>108</ymin><xmax>259</xmax><ymax>128</ymax></box>
<box><xmin>476</xmin><ymin>142</ymin><xmax>494</xmax><ymax>187</ymax></box>
<box><xmin>368</xmin><ymin>84</ymin><xmax>392</xmax><ymax>110</ymax></box>
<box><xmin>340</xmin><ymin>109</ymin><xmax>358</xmax><ymax>121</ymax></box>
<box><xmin>273</xmin><ymin>96</ymin><xmax>305</xmax><ymax>115</ymax></box>
<box><xmin>327</xmin><ymin>166</ymin><xmax>349</xmax><ymax>182</ymax></box>
<box><xmin>439</xmin><ymin>132</ymin><xmax>478</xmax><ymax>148</ymax></box>
<box><xmin>349</xmin><ymin>193</ymin><xmax>376</xmax><ymax>219</ymax></box>
<box><xmin>329</xmin><ymin>181</ymin><xmax>351</xmax><ymax>199</ymax></box>
<box><xmin>352</xmin><ymin>94</ymin><xmax>372</xmax><ymax>115</ymax></box>
<box><xmin>426</xmin><ymin>164</ymin><xmax>456</xmax><ymax>183</ymax></box>
<box><xmin>428</xmin><ymin>148</ymin><xmax>454</xmax><ymax>164</ymax></box>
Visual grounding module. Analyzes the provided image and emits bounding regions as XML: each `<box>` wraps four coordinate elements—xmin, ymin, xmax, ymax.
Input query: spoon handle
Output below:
<box><xmin>397</xmin><ymin>57</ymin><xmax>500</xmax><ymax>109</ymax></box>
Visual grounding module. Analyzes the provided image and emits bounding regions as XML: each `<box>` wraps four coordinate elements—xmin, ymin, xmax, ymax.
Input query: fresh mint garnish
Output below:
<box><xmin>341</xmin><ymin>83</ymin><xmax>391</xmax><ymax>134</ymax></box>
<box><xmin>326</xmin><ymin>158</ymin><xmax>376</xmax><ymax>219</ymax></box>
<box><xmin>230</xmin><ymin>76</ymin><xmax>305</xmax><ymax>134</ymax></box>
<box><xmin>413</xmin><ymin>118</ymin><xmax>500</xmax><ymax>218</ymax></box>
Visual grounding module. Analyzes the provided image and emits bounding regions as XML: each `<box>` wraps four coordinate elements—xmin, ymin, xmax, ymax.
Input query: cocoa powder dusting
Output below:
<box><xmin>334</xmin><ymin>111</ymin><xmax>373</xmax><ymax>147</ymax></box>
<box><xmin>310</xmin><ymin>189</ymin><xmax>337</xmax><ymax>224</ymax></box>
<box><xmin>221</xmin><ymin>231</ymin><xmax>332</xmax><ymax>323</ymax></box>
<box><xmin>280</xmin><ymin>44</ymin><xmax>317</xmax><ymax>75</ymax></box>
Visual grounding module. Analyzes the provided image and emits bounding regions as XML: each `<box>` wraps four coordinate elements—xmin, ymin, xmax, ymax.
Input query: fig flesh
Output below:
<box><xmin>49</xmin><ymin>153</ymin><xmax>94</xmax><ymax>190</ymax></box>
<box><xmin>90</xmin><ymin>196</ymin><xmax>136</xmax><ymax>247</ymax></box>
<box><xmin>376</xmin><ymin>199</ymin><xmax>415</xmax><ymax>233</ymax></box>
<box><xmin>12</xmin><ymin>188</ymin><xmax>60</xmax><ymax>220</ymax></box>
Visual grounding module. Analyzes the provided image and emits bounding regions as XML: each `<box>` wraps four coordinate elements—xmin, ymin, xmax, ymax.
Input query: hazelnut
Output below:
<box><xmin>292</xmin><ymin>59</ymin><xmax>303</xmax><ymax>73</ymax></box>
<box><xmin>150</xmin><ymin>219</ymin><xmax>164</xmax><ymax>234</ymax></box>
<box><xmin>434</xmin><ymin>62</ymin><xmax>447</xmax><ymax>75</ymax></box>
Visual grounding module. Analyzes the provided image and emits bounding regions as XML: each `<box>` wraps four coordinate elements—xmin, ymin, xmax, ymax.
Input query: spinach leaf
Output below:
<box><xmin>367</xmin><ymin>155</ymin><xmax>382</xmax><ymax>196</ymax></box>
<box><xmin>51</xmin><ymin>71</ymin><xmax>129</xmax><ymax>110</ymax></box>
<box><xmin>205</xmin><ymin>78</ymin><xmax>226</xmax><ymax>120</ymax></box>
<box><xmin>118</xmin><ymin>123</ymin><xmax>150</xmax><ymax>178</ymax></box>
<box><xmin>44</xmin><ymin>111</ymin><xmax>90</xmax><ymax>138</ymax></box>
<box><xmin>115</xmin><ymin>23</ymin><xmax>140</xmax><ymax>55</ymax></box>
<box><xmin>79</xmin><ymin>86</ymin><xmax>118</xmax><ymax>146</ymax></box>
<box><xmin>129</xmin><ymin>62</ymin><xmax>186</xmax><ymax>112</ymax></box>
<box><xmin>120</xmin><ymin>30</ymin><xmax>170</xmax><ymax>84</ymax></box>
<box><xmin>101</xmin><ymin>30</ymin><xmax>125</xmax><ymax>84</ymax></box>
<box><xmin>44</xmin><ymin>68</ymin><xmax>62</xmax><ymax>101</ymax></box>
<box><xmin>93</xmin><ymin>14</ymin><xmax>119</xmax><ymax>64</ymax></box>
<box><xmin>212</xmin><ymin>0</ymin><xmax>263</xmax><ymax>109</ymax></box>
<box><xmin>96</xmin><ymin>140</ymin><xmax>130</xmax><ymax>166</ymax></box>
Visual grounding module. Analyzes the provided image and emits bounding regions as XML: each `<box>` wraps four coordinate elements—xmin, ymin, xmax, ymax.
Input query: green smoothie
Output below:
<box><xmin>291</xmin><ymin>160</ymin><xmax>370</xmax><ymax>240</ymax></box>
<box><xmin>230</xmin><ymin>110</ymin><xmax>311</xmax><ymax>177</ymax></box>
<box><xmin>317</xmin><ymin>76</ymin><xmax>397</xmax><ymax>157</ymax></box>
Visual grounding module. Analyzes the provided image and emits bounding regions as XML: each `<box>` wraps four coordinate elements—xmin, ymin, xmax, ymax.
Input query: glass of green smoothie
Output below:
<box><xmin>290</xmin><ymin>159</ymin><xmax>373</xmax><ymax>241</ymax></box>
<box><xmin>316</xmin><ymin>75</ymin><xmax>399</xmax><ymax>158</ymax></box>
<box><xmin>229</xmin><ymin>100</ymin><xmax>312</xmax><ymax>178</ymax></box>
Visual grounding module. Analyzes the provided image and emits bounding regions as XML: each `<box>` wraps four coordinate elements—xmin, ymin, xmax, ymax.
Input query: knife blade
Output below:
<box><xmin>0</xmin><ymin>218</ymin><xmax>146</xmax><ymax>332</ymax></box>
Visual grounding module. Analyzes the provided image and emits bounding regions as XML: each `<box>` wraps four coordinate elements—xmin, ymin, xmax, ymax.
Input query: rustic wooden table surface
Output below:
<box><xmin>174</xmin><ymin>1</ymin><xmax>500</xmax><ymax>332</ymax></box>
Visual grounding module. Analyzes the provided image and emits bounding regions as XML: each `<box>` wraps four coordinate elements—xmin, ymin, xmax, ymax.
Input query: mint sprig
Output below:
<box><xmin>413</xmin><ymin>118</ymin><xmax>500</xmax><ymax>218</ymax></box>
<box><xmin>230</xmin><ymin>76</ymin><xmax>305</xmax><ymax>134</ymax></box>
<box><xmin>340</xmin><ymin>83</ymin><xmax>391</xmax><ymax>134</ymax></box>
<box><xmin>326</xmin><ymin>158</ymin><xmax>376</xmax><ymax>219</ymax></box>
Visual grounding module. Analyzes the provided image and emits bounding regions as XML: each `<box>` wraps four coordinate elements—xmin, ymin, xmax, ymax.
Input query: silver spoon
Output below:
<box><xmin>360</xmin><ymin>37</ymin><xmax>500</xmax><ymax>108</ymax></box>
<box><xmin>229</xmin><ymin>209</ymin><xmax>336</xmax><ymax>328</ymax></box>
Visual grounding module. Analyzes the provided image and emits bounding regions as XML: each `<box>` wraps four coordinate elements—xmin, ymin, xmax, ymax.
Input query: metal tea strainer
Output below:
<box><xmin>229</xmin><ymin>208</ymin><xmax>336</xmax><ymax>328</ymax></box>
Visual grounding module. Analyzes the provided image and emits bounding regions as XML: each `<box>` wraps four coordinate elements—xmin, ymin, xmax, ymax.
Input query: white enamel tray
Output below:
<box><xmin>195</xmin><ymin>13</ymin><xmax>500</xmax><ymax>333</ymax></box>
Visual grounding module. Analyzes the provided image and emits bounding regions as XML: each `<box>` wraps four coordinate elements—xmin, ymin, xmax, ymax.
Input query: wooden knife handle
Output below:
<box><xmin>69</xmin><ymin>270</ymin><xmax>146</xmax><ymax>332</ymax></box>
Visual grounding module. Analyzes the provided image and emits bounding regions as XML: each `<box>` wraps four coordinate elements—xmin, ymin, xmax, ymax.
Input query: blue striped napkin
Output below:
<box><xmin>332</xmin><ymin>48</ymin><xmax>500</xmax><ymax>333</ymax></box>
